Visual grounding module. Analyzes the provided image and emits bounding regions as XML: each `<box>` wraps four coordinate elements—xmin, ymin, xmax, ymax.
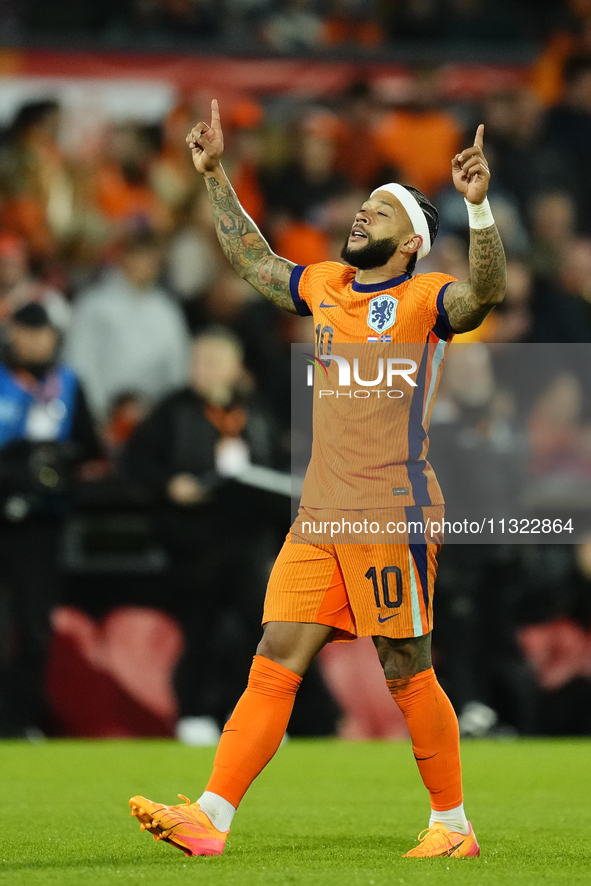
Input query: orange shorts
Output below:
<box><xmin>263</xmin><ymin>532</ymin><xmax>440</xmax><ymax>642</ymax></box>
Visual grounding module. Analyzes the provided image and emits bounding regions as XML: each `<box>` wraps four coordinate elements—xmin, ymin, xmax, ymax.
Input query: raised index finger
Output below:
<box><xmin>211</xmin><ymin>98</ymin><xmax>221</xmax><ymax>130</ymax></box>
<box><xmin>474</xmin><ymin>123</ymin><xmax>484</xmax><ymax>150</ymax></box>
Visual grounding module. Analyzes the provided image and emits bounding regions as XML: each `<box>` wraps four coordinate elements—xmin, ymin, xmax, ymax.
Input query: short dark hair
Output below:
<box><xmin>11</xmin><ymin>100</ymin><xmax>59</xmax><ymax>139</ymax></box>
<box><xmin>12</xmin><ymin>302</ymin><xmax>51</xmax><ymax>329</ymax></box>
<box><xmin>120</xmin><ymin>228</ymin><xmax>162</xmax><ymax>254</ymax></box>
<box><xmin>402</xmin><ymin>186</ymin><xmax>439</xmax><ymax>275</ymax></box>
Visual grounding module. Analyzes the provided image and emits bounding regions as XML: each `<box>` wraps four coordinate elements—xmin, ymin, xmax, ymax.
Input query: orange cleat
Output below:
<box><xmin>402</xmin><ymin>821</ymin><xmax>480</xmax><ymax>858</ymax></box>
<box><xmin>129</xmin><ymin>794</ymin><xmax>229</xmax><ymax>857</ymax></box>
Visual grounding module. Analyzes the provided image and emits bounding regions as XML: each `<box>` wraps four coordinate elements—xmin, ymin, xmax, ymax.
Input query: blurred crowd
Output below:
<box><xmin>0</xmin><ymin>0</ymin><xmax>583</xmax><ymax>52</ymax></box>
<box><xmin>1</xmin><ymin>5</ymin><xmax>591</xmax><ymax>740</ymax></box>
<box><xmin>4</xmin><ymin>61</ymin><xmax>591</xmax><ymax>361</ymax></box>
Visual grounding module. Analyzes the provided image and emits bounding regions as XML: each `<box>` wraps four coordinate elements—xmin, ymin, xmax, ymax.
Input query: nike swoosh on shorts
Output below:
<box><xmin>320</xmin><ymin>300</ymin><xmax>337</xmax><ymax>308</ymax></box>
<box><xmin>378</xmin><ymin>613</ymin><xmax>400</xmax><ymax>623</ymax></box>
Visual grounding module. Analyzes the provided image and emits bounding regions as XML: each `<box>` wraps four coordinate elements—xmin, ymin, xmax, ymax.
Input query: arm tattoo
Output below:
<box><xmin>204</xmin><ymin>173</ymin><xmax>297</xmax><ymax>313</ymax></box>
<box><xmin>444</xmin><ymin>223</ymin><xmax>506</xmax><ymax>333</ymax></box>
<box><xmin>372</xmin><ymin>633</ymin><xmax>432</xmax><ymax>686</ymax></box>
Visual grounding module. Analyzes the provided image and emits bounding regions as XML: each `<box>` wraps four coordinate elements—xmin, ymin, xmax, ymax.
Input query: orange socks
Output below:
<box><xmin>386</xmin><ymin>667</ymin><xmax>463</xmax><ymax>812</ymax></box>
<box><xmin>205</xmin><ymin>655</ymin><xmax>302</xmax><ymax>809</ymax></box>
<box><xmin>205</xmin><ymin>657</ymin><xmax>460</xmax><ymax>815</ymax></box>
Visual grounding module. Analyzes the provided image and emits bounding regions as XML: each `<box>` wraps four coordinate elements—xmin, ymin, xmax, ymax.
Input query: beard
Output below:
<box><xmin>340</xmin><ymin>233</ymin><xmax>399</xmax><ymax>270</ymax></box>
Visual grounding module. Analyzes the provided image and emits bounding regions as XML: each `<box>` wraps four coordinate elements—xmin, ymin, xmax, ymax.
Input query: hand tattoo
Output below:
<box><xmin>204</xmin><ymin>172</ymin><xmax>297</xmax><ymax>312</ymax></box>
<box><xmin>444</xmin><ymin>223</ymin><xmax>506</xmax><ymax>333</ymax></box>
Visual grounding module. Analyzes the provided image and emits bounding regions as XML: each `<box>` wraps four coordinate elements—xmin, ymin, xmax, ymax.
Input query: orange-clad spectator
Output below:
<box><xmin>333</xmin><ymin>82</ymin><xmax>398</xmax><ymax>191</ymax></box>
<box><xmin>0</xmin><ymin>197</ymin><xmax>54</xmax><ymax>262</ymax></box>
<box><xmin>97</xmin><ymin>163</ymin><xmax>164</xmax><ymax>228</ymax></box>
<box><xmin>530</xmin><ymin>32</ymin><xmax>580</xmax><ymax>107</ymax></box>
<box><xmin>373</xmin><ymin>69</ymin><xmax>462</xmax><ymax>198</ymax></box>
<box><xmin>322</xmin><ymin>0</ymin><xmax>385</xmax><ymax>48</ymax></box>
<box><xmin>95</xmin><ymin>123</ymin><xmax>172</xmax><ymax>234</ymax></box>
<box><xmin>374</xmin><ymin>107</ymin><xmax>461</xmax><ymax>197</ymax></box>
<box><xmin>261</xmin><ymin>110</ymin><xmax>347</xmax><ymax>267</ymax></box>
<box><xmin>226</xmin><ymin>99</ymin><xmax>266</xmax><ymax>227</ymax></box>
<box><xmin>273</xmin><ymin>220</ymin><xmax>330</xmax><ymax>266</ymax></box>
<box><xmin>232</xmin><ymin>162</ymin><xmax>266</xmax><ymax>228</ymax></box>
<box><xmin>263</xmin><ymin>111</ymin><xmax>349</xmax><ymax>222</ymax></box>
<box><xmin>530</xmin><ymin>1</ymin><xmax>591</xmax><ymax>106</ymax></box>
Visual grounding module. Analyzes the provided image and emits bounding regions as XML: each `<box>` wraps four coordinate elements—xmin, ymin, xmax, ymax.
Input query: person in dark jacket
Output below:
<box><xmin>0</xmin><ymin>302</ymin><xmax>100</xmax><ymax>737</ymax></box>
<box><xmin>123</xmin><ymin>327</ymin><xmax>283</xmax><ymax>744</ymax></box>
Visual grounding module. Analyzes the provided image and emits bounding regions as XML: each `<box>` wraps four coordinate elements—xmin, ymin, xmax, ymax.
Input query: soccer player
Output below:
<box><xmin>129</xmin><ymin>100</ymin><xmax>506</xmax><ymax>859</ymax></box>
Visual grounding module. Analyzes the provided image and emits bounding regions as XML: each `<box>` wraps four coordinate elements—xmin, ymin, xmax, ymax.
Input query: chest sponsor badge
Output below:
<box><xmin>367</xmin><ymin>294</ymin><xmax>398</xmax><ymax>333</ymax></box>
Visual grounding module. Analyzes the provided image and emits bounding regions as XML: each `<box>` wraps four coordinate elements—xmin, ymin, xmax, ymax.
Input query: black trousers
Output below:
<box><xmin>165</xmin><ymin>532</ymin><xmax>340</xmax><ymax>735</ymax></box>
<box><xmin>0</xmin><ymin>517</ymin><xmax>63</xmax><ymax>735</ymax></box>
<box><xmin>166</xmin><ymin>534</ymin><xmax>273</xmax><ymax>723</ymax></box>
<box><xmin>433</xmin><ymin>544</ymin><xmax>539</xmax><ymax>733</ymax></box>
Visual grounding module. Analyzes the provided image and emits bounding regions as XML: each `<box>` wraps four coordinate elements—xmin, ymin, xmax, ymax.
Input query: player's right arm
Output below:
<box><xmin>186</xmin><ymin>100</ymin><xmax>297</xmax><ymax>313</ymax></box>
<box><xmin>443</xmin><ymin>125</ymin><xmax>506</xmax><ymax>333</ymax></box>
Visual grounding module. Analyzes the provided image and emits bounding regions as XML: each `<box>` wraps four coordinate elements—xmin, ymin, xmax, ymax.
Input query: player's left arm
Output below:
<box><xmin>443</xmin><ymin>124</ymin><xmax>506</xmax><ymax>333</ymax></box>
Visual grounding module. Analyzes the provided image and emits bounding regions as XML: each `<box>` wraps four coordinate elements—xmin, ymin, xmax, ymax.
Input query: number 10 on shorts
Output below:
<box><xmin>366</xmin><ymin>566</ymin><xmax>403</xmax><ymax>609</ymax></box>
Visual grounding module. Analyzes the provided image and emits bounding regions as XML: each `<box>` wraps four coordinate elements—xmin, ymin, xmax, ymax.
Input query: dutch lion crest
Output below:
<box><xmin>367</xmin><ymin>295</ymin><xmax>398</xmax><ymax>333</ymax></box>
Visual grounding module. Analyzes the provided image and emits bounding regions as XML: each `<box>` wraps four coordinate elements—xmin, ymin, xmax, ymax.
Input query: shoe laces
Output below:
<box><xmin>416</xmin><ymin>824</ymin><xmax>454</xmax><ymax>849</ymax></box>
<box><xmin>170</xmin><ymin>795</ymin><xmax>197</xmax><ymax>816</ymax></box>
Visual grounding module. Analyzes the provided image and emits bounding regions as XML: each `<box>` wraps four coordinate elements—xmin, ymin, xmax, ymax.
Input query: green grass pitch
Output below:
<box><xmin>0</xmin><ymin>738</ymin><xmax>589</xmax><ymax>885</ymax></box>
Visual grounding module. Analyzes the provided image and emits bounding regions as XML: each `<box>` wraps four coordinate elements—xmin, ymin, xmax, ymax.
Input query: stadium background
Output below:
<box><xmin>0</xmin><ymin>0</ymin><xmax>591</xmax><ymax>745</ymax></box>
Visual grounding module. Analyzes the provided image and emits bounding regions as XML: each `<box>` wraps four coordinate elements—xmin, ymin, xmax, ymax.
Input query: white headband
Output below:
<box><xmin>370</xmin><ymin>183</ymin><xmax>431</xmax><ymax>260</ymax></box>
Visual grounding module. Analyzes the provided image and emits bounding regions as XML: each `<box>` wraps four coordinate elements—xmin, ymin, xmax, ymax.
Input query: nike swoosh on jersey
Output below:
<box><xmin>320</xmin><ymin>300</ymin><xmax>338</xmax><ymax>308</ymax></box>
<box><xmin>377</xmin><ymin>613</ymin><xmax>400</xmax><ymax>623</ymax></box>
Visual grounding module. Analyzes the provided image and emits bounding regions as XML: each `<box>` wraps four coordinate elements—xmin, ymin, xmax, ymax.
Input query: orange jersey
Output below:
<box><xmin>290</xmin><ymin>261</ymin><xmax>457</xmax><ymax>510</ymax></box>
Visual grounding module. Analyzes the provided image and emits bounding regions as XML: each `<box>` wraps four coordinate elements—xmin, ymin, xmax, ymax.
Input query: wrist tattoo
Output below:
<box><xmin>445</xmin><ymin>223</ymin><xmax>506</xmax><ymax>333</ymax></box>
